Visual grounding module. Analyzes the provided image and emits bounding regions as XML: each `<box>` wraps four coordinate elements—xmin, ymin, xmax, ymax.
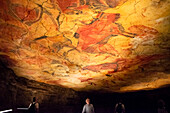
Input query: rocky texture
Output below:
<box><xmin>0</xmin><ymin>60</ymin><xmax>170</xmax><ymax>113</ymax></box>
<box><xmin>0</xmin><ymin>61</ymin><xmax>79</xmax><ymax>111</ymax></box>
<box><xmin>0</xmin><ymin>0</ymin><xmax>170</xmax><ymax>92</ymax></box>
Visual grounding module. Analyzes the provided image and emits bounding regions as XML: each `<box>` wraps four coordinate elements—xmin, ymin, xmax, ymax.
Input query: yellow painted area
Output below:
<box><xmin>0</xmin><ymin>0</ymin><xmax>170</xmax><ymax>92</ymax></box>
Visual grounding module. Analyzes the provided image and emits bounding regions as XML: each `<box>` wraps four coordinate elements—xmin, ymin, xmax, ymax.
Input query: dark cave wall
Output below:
<box><xmin>0</xmin><ymin>60</ymin><xmax>170</xmax><ymax>113</ymax></box>
<box><xmin>0</xmin><ymin>61</ymin><xmax>80</xmax><ymax>111</ymax></box>
<box><xmin>83</xmin><ymin>88</ymin><xmax>170</xmax><ymax>113</ymax></box>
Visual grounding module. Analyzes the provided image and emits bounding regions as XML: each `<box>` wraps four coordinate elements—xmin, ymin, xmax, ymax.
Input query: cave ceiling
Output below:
<box><xmin>0</xmin><ymin>0</ymin><xmax>170</xmax><ymax>92</ymax></box>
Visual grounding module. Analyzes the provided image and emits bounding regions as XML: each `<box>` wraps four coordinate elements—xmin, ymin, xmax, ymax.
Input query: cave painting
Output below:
<box><xmin>75</xmin><ymin>12</ymin><xmax>135</xmax><ymax>55</ymax></box>
<box><xmin>0</xmin><ymin>0</ymin><xmax>170</xmax><ymax>92</ymax></box>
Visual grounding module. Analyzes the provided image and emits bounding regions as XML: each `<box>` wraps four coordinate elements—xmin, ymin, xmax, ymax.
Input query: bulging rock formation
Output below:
<box><xmin>0</xmin><ymin>0</ymin><xmax>170</xmax><ymax>92</ymax></box>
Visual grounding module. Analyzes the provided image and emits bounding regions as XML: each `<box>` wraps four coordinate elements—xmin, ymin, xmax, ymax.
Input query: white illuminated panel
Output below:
<box><xmin>0</xmin><ymin>109</ymin><xmax>12</xmax><ymax>113</ymax></box>
<box><xmin>17</xmin><ymin>108</ymin><xmax>28</xmax><ymax>110</ymax></box>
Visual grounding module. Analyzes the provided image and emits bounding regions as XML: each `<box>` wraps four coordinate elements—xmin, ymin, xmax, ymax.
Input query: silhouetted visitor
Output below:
<box><xmin>82</xmin><ymin>98</ymin><xmax>95</xmax><ymax>113</ymax></box>
<box><xmin>157</xmin><ymin>99</ymin><xmax>168</xmax><ymax>113</ymax></box>
<box><xmin>28</xmin><ymin>97</ymin><xmax>39</xmax><ymax>113</ymax></box>
<box><xmin>114</xmin><ymin>100</ymin><xmax>125</xmax><ymax>113</ymax></box>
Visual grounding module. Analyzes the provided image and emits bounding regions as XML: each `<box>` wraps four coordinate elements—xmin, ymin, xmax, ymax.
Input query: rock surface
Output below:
<box><xmin>0</xmin><ymin>61</ymin><xmax>79</xmax><ymax>110</ymax></box>
<box><xmin>0</xmin><ymin>0</ymin><xmax>170</xmax><ymax>92</ymax></box>
<box><xmin>0</xmin><ymin>60</ymin><xmax>170</xmax><ymax>112</ymax></box>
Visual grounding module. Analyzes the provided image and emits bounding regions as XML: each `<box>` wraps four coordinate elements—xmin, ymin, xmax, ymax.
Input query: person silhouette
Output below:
<box><xmin>28</xmin><ymin>97</ymin><xmax>39</xmax><ymax>113</ymax></box>
<box><xmin>82</xmin><ymin>98</ymin><xmax>95</xmax><ymax>113</ymax></box>
<box><xmin>157</xmin><ymin>99</ymin><xmax>168</xmax><ymax>113</ymax></box>
<box><xmin>114</xmin><ymin>100</ymin><xmax>125</xmax><ymax>113</ymax></box>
